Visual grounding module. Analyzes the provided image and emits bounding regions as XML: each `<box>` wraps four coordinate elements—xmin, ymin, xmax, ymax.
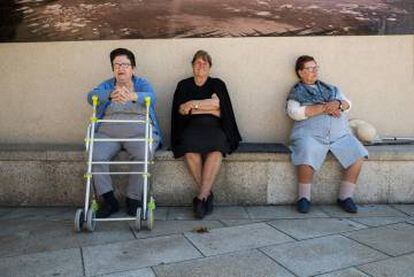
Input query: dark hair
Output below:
<box><xmin>295</xmin><ymin>55</ymin><xmax>315</xmax><ymax>78</ymax></box>
<box><xmin>191</xmin><ymin>50</ymin><xmax>212</xmax><ymax>67</ymax></box>
<box><xmin>110</xmin><ymin>48</ymin><xmax>136</xmax><ymax>70</ymax></box>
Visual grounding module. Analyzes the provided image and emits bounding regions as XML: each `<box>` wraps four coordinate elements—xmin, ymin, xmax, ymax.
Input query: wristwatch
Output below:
<box><xmin>337</xmin><ymin>100</ymin><xmax>344</xmax><ymax>111</ymax></box>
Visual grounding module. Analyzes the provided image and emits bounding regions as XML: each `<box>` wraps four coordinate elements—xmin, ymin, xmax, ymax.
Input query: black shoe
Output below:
<box><xmin>126</xmin><ymin>197</ymin><xmax>142</xmax><ymax>217</ymax></box>
<box><xmin>96</xmin><ymin>191</ymin><xmax>119</xmax><ymax>218</ymax></box>
<box><xmin>337</xmin><ymin>198</ymin><xmax>358</xmax><ymax>213</ymax></box>
<box><xmin>297</xmin><ymin>197</ymin><xmax>311</xmax><ymax>213</ymax></box>
<box><xmin>193</xmin><ymin>197</ymin><xmax>206</xmax><ymax>219</ymax></box>
<box><xmin>192</xmin><ymin>197</ymin><xmax>198</xmax><ymax>213</ymax></box>
<box><xmin>205</xmin><ymin>192</ymin><xmax>214</xmax><ymax>215</ymax></box>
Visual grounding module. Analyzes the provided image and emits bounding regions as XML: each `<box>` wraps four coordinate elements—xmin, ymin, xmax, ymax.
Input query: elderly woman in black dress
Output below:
<box><xmin>171</xmin><ymin>50</ymin><xmax>241</xmax><ymax>219</ymax></box>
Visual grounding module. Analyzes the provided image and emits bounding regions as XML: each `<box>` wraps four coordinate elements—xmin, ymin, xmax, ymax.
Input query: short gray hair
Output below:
<box><xmin>191</xmin><ymin>50</ymin><xmax>212</xmax><ymax>66</ymax></box>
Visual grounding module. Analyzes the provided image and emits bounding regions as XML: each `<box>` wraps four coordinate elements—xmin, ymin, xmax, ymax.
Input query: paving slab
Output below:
<box><xmin>0</xmin><ymin>220</ymin><xmax>76</xmax><ymax>257</ymax></box>
<box><xmin>320</xmin><ymin>204</ymin><xmax>406</xmax><ymax>218</ymax></box>
<box><xmin>133</xmin><ymin>220</ymin><xmax>224</xmax><ymax>239</ymax></box>
<box><xmin>0</xmin><ymin>247</ymin><xmax>83</xmax><ymax>277</ymax></box>
<box><xmin>391</xmin><ymin>204</ymin><xmax>414</xmax><ymax>216</ymax></box>
<box><xmin>345</xmin><ymin>223</ymin><xmax>414</xmax><ymax>256</ymax></box>
<box><xmin>184</xmin><ymin>222</ymin><xmax>293</xmax><ymax>256</ymax></box>
<box><xmin>93</xmin><ymin>267</ymin><xmax>155</xmax><ymax>277</ymax></box>
<box><xmin>154</xmin><ymin>207</ymin><xmax>169</xmax><ymax>220</ymax></box>
<box><xmin>204</xmin><ymin>206</ymin><xmax>249</xmax><ymax>219</ymax></box>
<box><xmin>0</xmin><ymin>207</ymin><xmax>75</xmax><ymax>221</ymax></box>
<box><xmin>166</xmin><ymin>207</ymin><xmax>198</xmax><ymax>220</ymax></box>
<box><xmin>261</xmin><ymin>235</ymin><xmax>387</xmax><ymax>277</ymax></box>
<box><xmin>268</xmin><ymin>218</ymin><xmax>366</xmax><ymax>240</ymax></box>
<box><xmin>316</xmin><ymin>267</ymin><xmax>369</xmax><ymax>277</ymax></box>
<box><xmin>72</xmin><ymin>222</ymin><xmax>135</xmax><ymax>246</ymax></box>
<box><xmin>0</xmin><ymin>219</ymin><xmax>75</xmax><ymax>238</ymax></box>
<box><xmin>167</xmin><ymin>206</ymin><xmax>249</xmax><ymax>220</ymax></box>
<box><xmin>154</xmin><ymin>249</ymin><xmax>294</xmax><ymax>277</ymax></box>
<box><xmin>220</xmin><ymin>219</ymin><xmax>266</xmax><ymax>227</ymax></box>
<box><xmin>358</xmin><ymin>253</ymin><xmax>414</xmax><ymax>277</ymax></box>
<box><xmin>348</xmin><ymin>216</ymin><xmax>408</xmax><ymax>227</ymax></box>
<box><xmin>0</xmin><ymin>220</ymin><xmax>134</xmax><ymax>258</ymax></box>
<box><xmin>246</xmin><ymin>205</ymin><xmax>329</xmax><ymax>219</ymax></box>
<box><xmin>82</xmin><ymin>234</ymin><xmax>202</xmax><ymax>276</ymax></box>
<box><xmin>0</xmin><ymin>207</ymin><xmax>14</xmax><ymax>218</ymax></box>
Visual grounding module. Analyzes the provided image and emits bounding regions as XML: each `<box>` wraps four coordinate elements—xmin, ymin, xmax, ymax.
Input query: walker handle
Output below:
<box><xmin>92</xmin><ymin>95</ymin><xmax>98</xmax><ymax>107</ymax></box>
<box><xmin>145</xmin><ymin>96</ymin><xmax>151</xmax><ymax>107</ymax></box>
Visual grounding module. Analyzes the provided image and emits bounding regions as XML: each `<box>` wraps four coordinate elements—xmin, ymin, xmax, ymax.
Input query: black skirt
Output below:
<box><xmin>174</xmin><ymin>114</ymin><xmax>231</xmax><ymax>158</ymax></box>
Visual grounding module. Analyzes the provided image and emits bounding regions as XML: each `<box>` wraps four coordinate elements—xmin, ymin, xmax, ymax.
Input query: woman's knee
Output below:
<box><xmin>347</xmin><ymin>158</ymin><xmax>364</xmax><ymax>170</ymax></box>
<box><xmin>206</xmin><ymin>151</ymin><xmax>222</xmax><ymax>159</ymax></box>
<box><xmin>297</xmin><ymin>164</ymin><xmax>314</xmax><ymax>171</ymax></box>
<box><xmin>355</xmin><ymin>157</ymin><xmax>364</xmax><ymax>165</ymax></box>
<box><xmin>185</xmin><ymin>152</ymin><xmax>201</xmax><ymax>162</ymax></box>
<box><xmin>297</xmin><ymin>164</ymin><xmax>314</xmax><ymax>182</ymax></box>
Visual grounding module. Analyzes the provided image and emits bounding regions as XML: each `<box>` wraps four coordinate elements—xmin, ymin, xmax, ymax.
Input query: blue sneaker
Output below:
<box><xmin>337</xmin><ymin>198</ymin><xmax>358</xmax><ymax>213</ymax></box>
<box><xmin>297</xmin><ymin>197</ymin><xmax>311</xmax><ymax>213</ymax></box>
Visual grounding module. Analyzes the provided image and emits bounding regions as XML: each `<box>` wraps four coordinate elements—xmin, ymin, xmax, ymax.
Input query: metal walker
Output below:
<box><xmin>74</xmin><ymin>95</ymin><xmax>155</xmax><ymax>232</ymax></box>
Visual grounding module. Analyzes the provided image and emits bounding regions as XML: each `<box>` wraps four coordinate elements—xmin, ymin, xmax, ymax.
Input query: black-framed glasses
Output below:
<box><xmin>113</xmin><ymin>62</ymin><xmax>131</xmax><ymax>69</ymax></box>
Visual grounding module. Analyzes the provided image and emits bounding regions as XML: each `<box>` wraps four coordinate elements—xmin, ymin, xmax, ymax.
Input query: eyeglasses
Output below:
<box><xmin>193</xmin><ymin>61</ymin><xmax>209</xmax><ymax>68</ymax></box>
<box><xmin>303</xmin><ymin>66</ymin><xmax>319</xmax><ymax>72</ymax></box>
<box><xmin>113</xmin><ymin>62</ymin><xmax>131</xmax><ymax>69</ymax></box>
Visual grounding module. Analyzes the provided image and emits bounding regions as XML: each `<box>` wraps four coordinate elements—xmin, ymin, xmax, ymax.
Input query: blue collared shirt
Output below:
<box><xmin>87</xmin><ymin>75</ymin><xmax>163</xmax><ymax>148</ymax></box>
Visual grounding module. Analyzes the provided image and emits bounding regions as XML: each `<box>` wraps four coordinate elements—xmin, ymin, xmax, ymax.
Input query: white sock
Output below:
<box><xmin>298</xmin><ymin>183</ymin><xmax>311</xmax><ymax>201</ymax></box>
<box><xmin>338</xmin><ymin>181</ymin><xmax>356</xmax><ymax>200</ymax></box>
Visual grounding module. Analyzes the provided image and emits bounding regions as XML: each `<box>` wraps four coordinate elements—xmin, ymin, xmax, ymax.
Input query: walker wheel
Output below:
<box><xmin>86</xmin><ymin>209</ymin><xmax>96</xmax><ymax>232</ymax></box>
<box><xmin>135</xmin><ymin>208</ymin><xmax>141</xmax><ymax>232</ymax></box>
<box><xmin>74</xmin><ymin>208</ymin><xmax>84</xmax><ymax>232</ymax></box>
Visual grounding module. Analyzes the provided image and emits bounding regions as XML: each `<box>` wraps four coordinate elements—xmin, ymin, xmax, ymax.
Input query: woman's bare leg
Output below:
<box><xmin>339</xmin><ymin>158</ymin><xmax>364</xmax><ymax>200</ymax></box>
<box><xmin>199</xmin><ymin>151</ymin><xmax>222</xmax><ymax>199</ymax></box>
<box><xmin>343</xmin><ymin>158</ymin><xmax>363</xmax><ymax>183</ymax></box>
<box><xmin>184</xmin><ymin>152</ymin><xmax>203</xmax><ymax>190</ymax></box>
<box><xmin>297</xmin><ymin>164</ymin><xmax>314</xmax><ymax>200</ymax></box>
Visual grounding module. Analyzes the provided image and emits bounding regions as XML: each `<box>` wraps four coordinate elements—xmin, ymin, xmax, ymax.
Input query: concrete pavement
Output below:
<box><xmin>1</xmin><ymin>204</ymin><xmax>414</xmax><ymax>276</ymax></box>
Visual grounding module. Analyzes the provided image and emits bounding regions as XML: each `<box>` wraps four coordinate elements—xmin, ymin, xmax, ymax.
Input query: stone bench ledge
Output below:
<box><xmin>1</xmin><ymin>143</ymin><xmax>413</xmax><ymax>162</ymax></box>
<box><xmin>1</xmin><ymin>143</ymin><xmax>413</xmax><ymax>206</ymax></box>
<box><xmin>0</xmin><ymin>144</ymin><xmax>84</xmax><ymax>161</ymax></box>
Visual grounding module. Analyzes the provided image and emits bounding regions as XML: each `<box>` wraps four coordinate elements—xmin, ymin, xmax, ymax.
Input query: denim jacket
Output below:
<box><xmin>87</xmin><ymin>75</ymin><xmax>163</xmax><ymax>148</ymax></box>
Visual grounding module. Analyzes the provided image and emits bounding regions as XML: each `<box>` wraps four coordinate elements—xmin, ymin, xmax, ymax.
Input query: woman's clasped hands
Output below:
<box><xmin>316</xmin><ymin>100</ymin><xmax>341</xmax><ymax>117</ymax></box>
<box><xmin>321</xmin><ymin>101</ymin><xmax>342</xmax><ymax>118</ymax></box>
<box><xmin>110</xmin><ymin>86</ymin><xmax>137</xmax><ymax>104</ymax></box>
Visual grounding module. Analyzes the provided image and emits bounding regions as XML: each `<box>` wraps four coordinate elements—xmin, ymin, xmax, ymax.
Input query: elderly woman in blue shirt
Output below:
<box><xmin>87</xmin><ymin>48</ymin><xmax>162</xmax><ymax>218</ymax></box>
<box><xmin>286</xmin><ymin>55</ymin><xmax>368</xmax><ymax>214</ymax></box>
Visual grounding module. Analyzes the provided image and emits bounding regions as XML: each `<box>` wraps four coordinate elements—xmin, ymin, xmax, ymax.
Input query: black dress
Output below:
<box><xmin>171</xmin><ymin>77</ymin><xmax>241</xmax><ymax>158</ymax></box>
